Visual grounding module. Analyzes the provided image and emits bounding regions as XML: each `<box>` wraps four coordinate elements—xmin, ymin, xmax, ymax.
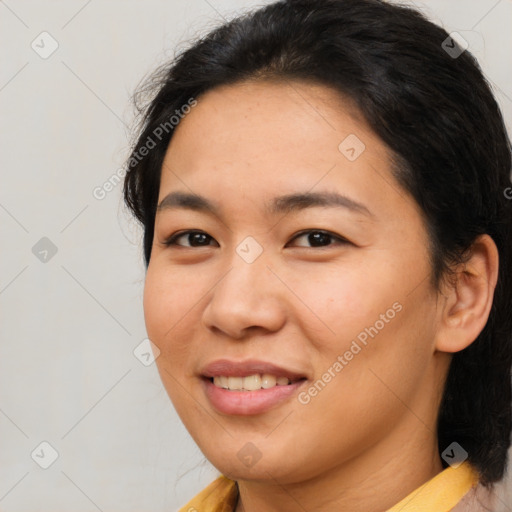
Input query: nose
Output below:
<box><xmin>201</xmin><ymin>249</ymin><xmax>288</xmax><ymax>340</ymax></box>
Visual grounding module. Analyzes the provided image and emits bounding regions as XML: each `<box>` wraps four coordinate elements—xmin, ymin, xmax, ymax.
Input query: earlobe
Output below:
<box><xmin>435</xmin><ymin>234</ymin><xmax>499</xmax><ymax>354</ymax></box>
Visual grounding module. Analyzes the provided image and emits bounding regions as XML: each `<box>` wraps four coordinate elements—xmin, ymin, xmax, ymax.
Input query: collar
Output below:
<box><xmin>178</xmin><ymin>461</ymin><xmax>479</xmax><ymax>512</ymax></box>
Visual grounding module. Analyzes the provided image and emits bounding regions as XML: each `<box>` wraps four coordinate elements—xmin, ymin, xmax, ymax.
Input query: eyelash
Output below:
<box><xmin>161</xmin><ymin>229</ymin><xmax>350</xmax><ymax>249</ymax></box>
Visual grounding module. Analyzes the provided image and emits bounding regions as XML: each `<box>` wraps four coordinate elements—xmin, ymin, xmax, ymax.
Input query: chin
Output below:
<box><xmin>200</xmin><ymin>445</ymin><xmax>312</xmax><ymax>484</ymax></box>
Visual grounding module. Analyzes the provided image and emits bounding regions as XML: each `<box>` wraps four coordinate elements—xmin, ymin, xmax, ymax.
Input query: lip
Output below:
<box><xmin>200</xmin><ymin>359</ymin><xmax>308</xmax><ymax>415</ymax></box>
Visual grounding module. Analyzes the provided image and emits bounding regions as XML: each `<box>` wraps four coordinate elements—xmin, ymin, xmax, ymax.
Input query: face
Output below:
<box><xmin>143</xmin><ymin>79</ymin><xmax>447</xmax><ymax>484</ymax></box>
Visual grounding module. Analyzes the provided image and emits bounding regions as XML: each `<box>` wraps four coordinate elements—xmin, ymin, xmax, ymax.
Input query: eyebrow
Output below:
<box><xmin>156</xmin><ymin>190</ymin><xmax>374</xmax><ymax>218</ymax></box>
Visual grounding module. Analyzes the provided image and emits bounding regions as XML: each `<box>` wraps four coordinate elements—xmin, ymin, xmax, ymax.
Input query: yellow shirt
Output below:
<box><xmin>178</xmin><ymin>461</ymin><xmax>479</xmax><ymax>512</ymax></box>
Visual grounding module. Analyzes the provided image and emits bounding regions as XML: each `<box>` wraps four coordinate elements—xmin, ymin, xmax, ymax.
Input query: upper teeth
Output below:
<box><xmin>213</xmin><ymin>374</ymin><xmax>292</xmax><ymax>391</ymax></box>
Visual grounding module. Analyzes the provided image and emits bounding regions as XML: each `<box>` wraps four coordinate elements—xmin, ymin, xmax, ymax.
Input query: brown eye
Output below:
<box><xmin>163</xmin><ymin>230</ymin><xmax>218</xmax><ymax>247</ymax></box>
<box><xmin>288</xmin><ymin>230</ymin><xmax>349</xmax><ymax>248</ymax></box>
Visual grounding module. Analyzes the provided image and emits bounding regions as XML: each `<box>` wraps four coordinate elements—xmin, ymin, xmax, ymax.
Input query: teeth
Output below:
<box><xmin>213</xmin><ymin>373</ymin><xmax>292</xmax><ymax>391</ymax></box>
<box><xmin>228</xmin><ymin>376</ymin><xmax>243</xmax><ymax>390</ymax></box>
<box><xmin>261</xmin><ymin>374</ymin><xmax>277</xmax><ymax>388</ymax></box>
<box><xmin>243</xmin><ymin>374</ymin><xmax>261</xmax><ymax>391</ymax></box>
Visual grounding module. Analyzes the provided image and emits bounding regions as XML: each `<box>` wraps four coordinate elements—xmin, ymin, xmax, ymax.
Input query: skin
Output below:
<box><xmin>143</xmin><ymin>79</ymin><xmax>498</xmax><ymax>512</ymax></box>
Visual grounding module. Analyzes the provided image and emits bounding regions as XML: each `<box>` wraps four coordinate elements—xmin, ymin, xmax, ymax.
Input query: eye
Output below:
<box><xmin>162</xmin><ymin>230</ymin><xmax>218</xmax><ymax>248</ymax></box>
<box><xmin>287</xmin><ymin>229</ymin><xmax>349</xmax><ymax>248</ymax></box>
<box><xmin>161</xmin><ymin>229</ymin><xmax>349</xmax><ymax>249</ymax></box>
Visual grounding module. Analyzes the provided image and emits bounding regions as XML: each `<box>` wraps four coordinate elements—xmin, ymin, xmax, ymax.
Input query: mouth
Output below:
<box><xmin>200</xmin><ymin>359</ymin><xmax>308</xmax><ymax>415</ymax></box>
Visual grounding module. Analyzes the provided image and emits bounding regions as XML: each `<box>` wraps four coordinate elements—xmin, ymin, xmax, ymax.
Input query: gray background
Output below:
<box><xmin>1</xmin><ymin>0</ymin><xmax>511</xmax><ymax>510</ymax></box>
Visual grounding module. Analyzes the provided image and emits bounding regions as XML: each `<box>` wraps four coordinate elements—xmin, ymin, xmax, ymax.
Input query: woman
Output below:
<box><xmin>123</xmin><ymin>0</ymin><xmax>512</xmax><ymax>510</ymax></box>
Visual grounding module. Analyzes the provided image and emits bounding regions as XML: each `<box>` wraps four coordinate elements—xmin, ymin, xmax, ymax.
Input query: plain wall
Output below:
<box><xmin>1</xmin><ymin>0</ymin><xmax>511</xmax><ymax>510</ymax></box>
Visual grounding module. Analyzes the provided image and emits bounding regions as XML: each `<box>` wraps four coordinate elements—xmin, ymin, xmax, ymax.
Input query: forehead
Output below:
<box><xmin>160</xmin><ymin>80</ymin><xmax>389</xmax><ymax>182</ymax></box>
<box><xmin>167</xmin><ymin>78</ymin><xmax>368</xmax><ymax>148</ymax></box>
<box><xmin>155</xmin><ymin>79</ymin><xmax>413</xmax><ymax>227</ymax></box>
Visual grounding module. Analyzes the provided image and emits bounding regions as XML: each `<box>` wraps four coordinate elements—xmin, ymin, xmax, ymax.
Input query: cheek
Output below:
<box><xmin>143</xmin><ymin>264</ymin><xmax>192</xmax><ymax>364</ymax></box>
<box><xmin>292</xmin><ymin>252</ymin><xmax>434</xmax><ymax>391</ymax></box>
<box><xmin>289</xmin><ymin>261</ymin><xmax>401</xmax><ymax>350</ymax></box>
<box><xmin>298</xmin><ymin>299</ymin><xmax>433</xmax><ymax>443</ymax></box>
<box><xmin>143</xmin><ymin>266</ymin><xmax>202</xmax><ymax>417</ymax></box>
<box><xmin>322</xmin><ymin>281</ymin><xmax>437</xmax><ymax>417</ymax></box>
<box><xmin>143</xmin><ymin>266</ymin><xmax>168</xmax><ymax>339</ymax></box>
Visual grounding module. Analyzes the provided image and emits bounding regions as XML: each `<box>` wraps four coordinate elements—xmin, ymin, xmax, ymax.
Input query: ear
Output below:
<box><xmin>435</xmin><ymin>234</ymin><xmax>499</xmax><ymax>353</ymax></box>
